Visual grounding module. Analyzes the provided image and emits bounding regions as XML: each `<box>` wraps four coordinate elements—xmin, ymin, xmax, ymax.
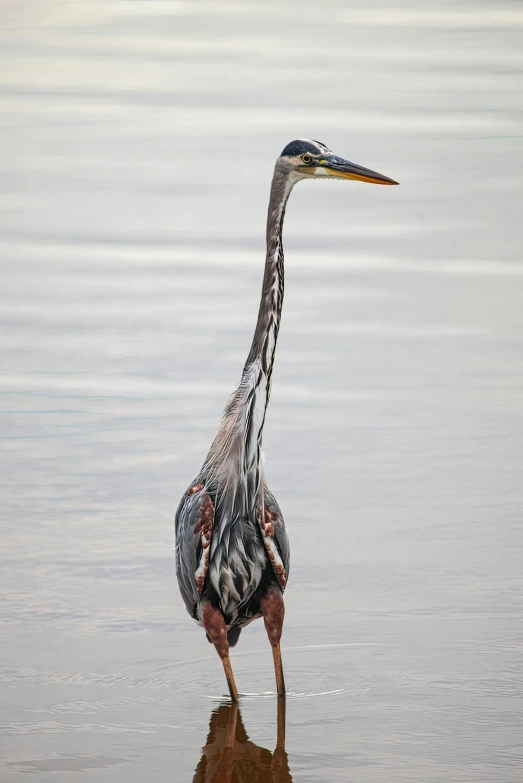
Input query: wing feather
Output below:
<box><xmin>175</xmin><ymin>483</ymin><xmax>215</xmax><ymax>617</ymax></box>
<box><xmin>257</xmin><ymin>486</ymin><xmax>290</xmax><ymax>591</ymax></box>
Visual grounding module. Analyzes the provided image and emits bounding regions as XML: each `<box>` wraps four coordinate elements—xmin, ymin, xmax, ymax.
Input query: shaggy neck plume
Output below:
<box><xmin>203</xmin><ymin>166</ymin><xmax>294</xmax><ymax>511</ymax></box>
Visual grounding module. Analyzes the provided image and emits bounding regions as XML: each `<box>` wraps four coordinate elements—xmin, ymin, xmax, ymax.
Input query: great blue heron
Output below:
<box><xmin>175</xmin><ymin>139</ymin><xmax>398</xmax><ymax>701</ymax></box>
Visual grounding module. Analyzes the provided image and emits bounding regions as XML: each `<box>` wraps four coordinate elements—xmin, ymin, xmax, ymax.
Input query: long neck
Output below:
<box><xmin>236</xmin><ymin>168</ymin><xmax>293</xmax><ymax>477</ymax></box>
<box><xmin>245</xmin><ymin>167</ymin><xmax>292</xmax><ymax>383</ymax></box>
<box><xmin>203</xmin><ymin>167</ymin><xmax>293</xmax><ymax>500</ymax></box>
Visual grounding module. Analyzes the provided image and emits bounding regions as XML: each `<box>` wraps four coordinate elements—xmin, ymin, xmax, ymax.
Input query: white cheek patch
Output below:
<box><xmin>313</xmin><ymin>167</ymin><xmax>330</xmax><ymax>176</ymax></box>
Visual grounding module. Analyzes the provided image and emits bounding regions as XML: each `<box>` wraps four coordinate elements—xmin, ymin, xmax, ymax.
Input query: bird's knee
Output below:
<box><xmin>260</xmin><ymin>588</ymin><xmax>285</xmax><ymax>647</ymax></box>
<box><xmin>201</xmin><ymin>602</ymin><xmax>229</xmax><ymax>659</ymax></box>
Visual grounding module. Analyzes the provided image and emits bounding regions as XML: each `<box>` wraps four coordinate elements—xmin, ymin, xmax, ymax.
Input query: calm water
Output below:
<box><xmin>1</xmin><ymin>1</ymin><xmax>523</xmax><ymax>780</ymax></box>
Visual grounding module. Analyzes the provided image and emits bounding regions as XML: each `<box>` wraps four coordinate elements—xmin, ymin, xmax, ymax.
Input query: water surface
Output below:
<box><xmin>1</xmin><ymin>1</ymin><xmax>523</xmax><ymax>781</ymax></box>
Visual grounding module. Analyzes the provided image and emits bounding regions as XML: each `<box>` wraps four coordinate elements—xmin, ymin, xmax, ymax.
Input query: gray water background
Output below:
<box><xmin>1</xmin><ymin>1</ymin><xmax>523</xmax><ymax>780</ymax></box>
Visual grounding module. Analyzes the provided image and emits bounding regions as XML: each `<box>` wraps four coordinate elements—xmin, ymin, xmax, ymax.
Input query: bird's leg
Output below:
<box><xmin>276</xmin><ymin>694</ymin><xmax>286</xmax><ymax>749</ymax></box>
<box><xmin>202</xmin><ymin>602</ymin><xmax>239</xmax><ymax>702</ymax></box>
<box><xmin>260</xmin><ymin>588</ymin><xmax>286</xmax><ymax>697</ymax></box>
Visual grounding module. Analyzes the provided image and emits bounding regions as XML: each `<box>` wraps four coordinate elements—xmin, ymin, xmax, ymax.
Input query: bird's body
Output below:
<box><xmin>175</xmin><ymin>139</ymin><xmax>398</xmax><ymax>700</ymax></box>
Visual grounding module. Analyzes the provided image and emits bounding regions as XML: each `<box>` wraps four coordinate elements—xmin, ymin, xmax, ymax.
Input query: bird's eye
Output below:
<box><xmin>301</xmin><ymin>154</ymin><xmax>313</xmax><ymax>164</ymax></box>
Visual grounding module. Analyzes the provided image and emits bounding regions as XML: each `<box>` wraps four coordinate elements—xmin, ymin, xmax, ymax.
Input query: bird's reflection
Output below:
<box><xmin>193</xmin><ymin>697</ymin><xmax>292</xmax><ymax>782</ymax></box>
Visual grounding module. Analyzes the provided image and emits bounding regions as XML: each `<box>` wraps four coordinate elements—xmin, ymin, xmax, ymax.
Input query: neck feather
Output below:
<box><xmin>246</xmin><ymin>167</ymin><xmax>293</xmax><ymax>372</ymax></box>
<box><xmin>203</xmin><ymin>166</ymin><xmax>294</xmax><ymax>500</ymax></box>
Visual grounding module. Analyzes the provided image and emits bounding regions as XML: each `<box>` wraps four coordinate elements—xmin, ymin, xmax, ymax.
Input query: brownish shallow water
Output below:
<box><xmin>1</xmin><ymin>1</ymin><xmax>523</xmax><ymax>781</ymax></box>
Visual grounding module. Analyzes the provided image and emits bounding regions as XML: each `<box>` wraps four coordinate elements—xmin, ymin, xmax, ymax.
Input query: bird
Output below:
<box><xmin>175</xmin><ymin>138</ymin><xmax>398</xmax><ymax>701</ymax></box>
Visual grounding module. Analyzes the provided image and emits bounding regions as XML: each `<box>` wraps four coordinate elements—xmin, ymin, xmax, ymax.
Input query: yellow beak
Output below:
<box><xmin>318</xmin><ymin>155</ymin><xmax>399</xmax><ymax>185</ymax></box>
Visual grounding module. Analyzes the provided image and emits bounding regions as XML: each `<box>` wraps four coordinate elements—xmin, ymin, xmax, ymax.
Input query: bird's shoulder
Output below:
<box><xmin>176</xmin><ymin>481</ymin><xmax>212</xmax><ymax>528</ymax></box>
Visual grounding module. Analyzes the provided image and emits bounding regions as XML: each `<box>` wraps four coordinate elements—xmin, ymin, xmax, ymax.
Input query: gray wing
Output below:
<box><xmin>259</xmin><ymin>485</ymin><xmax>290</xmax><ymax>590</ymax></box>
<box><xmin>175</xmin><ymin>483</ymin><xmax>214</xmax><ymax>618</ymax></box>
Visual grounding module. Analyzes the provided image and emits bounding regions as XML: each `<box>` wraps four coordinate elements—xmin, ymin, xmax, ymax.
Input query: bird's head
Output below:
<box><xmin>279</xmin><ymin>138</ymin><xmax>398</xmax><ymax>186</ymax></box>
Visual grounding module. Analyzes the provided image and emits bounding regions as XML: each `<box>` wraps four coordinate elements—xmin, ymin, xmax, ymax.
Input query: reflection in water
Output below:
<box><xmin>193</xmin><ymin>698</ymin><xmax>291</xmax><ymax>783</ymax></box>
<box><xmin>3</xmin><ymin>2</ymin><xmax>523</xmax><ymax>781</ymax></box>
